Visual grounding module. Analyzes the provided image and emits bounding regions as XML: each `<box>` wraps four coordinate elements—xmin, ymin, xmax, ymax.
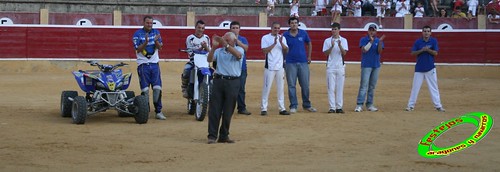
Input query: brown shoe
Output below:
<box><xmin>217</xmin><ymin>138</ymin><xmax>235</xmax><ymax>143</ymax></box>
<box><xmin>207</xmin><ymin>138</ymin><xmax>217</xmax><ymax>144</ymax></box>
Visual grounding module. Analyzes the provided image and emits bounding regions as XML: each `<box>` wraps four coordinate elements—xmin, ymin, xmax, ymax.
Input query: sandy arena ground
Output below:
<box><xmin>0</xmin><ymin>60</ymin><xmax>499</xmax><ymax>171</ymax></box>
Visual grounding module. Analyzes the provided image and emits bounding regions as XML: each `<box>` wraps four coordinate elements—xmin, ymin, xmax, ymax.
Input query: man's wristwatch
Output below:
<box><xmin>225</xmin><ymin>44</ymin><xmax>230</xmax><ymax>49</ymax></box>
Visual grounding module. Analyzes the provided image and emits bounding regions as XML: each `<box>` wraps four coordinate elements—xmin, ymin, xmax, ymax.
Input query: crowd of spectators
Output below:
<box><xmin>256</xmin><ymin>0</ymin><xmax>500</xmax><ymax>25</ymax></box>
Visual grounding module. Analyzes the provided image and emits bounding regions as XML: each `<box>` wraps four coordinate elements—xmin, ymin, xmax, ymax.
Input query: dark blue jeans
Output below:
<box><xmin>237</xmin><ymin>70</ymin><xmax>248</xmax><ymax>112</ymax></box>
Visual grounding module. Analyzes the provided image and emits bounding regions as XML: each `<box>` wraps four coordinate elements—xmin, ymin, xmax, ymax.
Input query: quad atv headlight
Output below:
<box><xmin>107</xmin><ymin>82</ymin><xmax>116</xmax><ymax>91</ymax></box>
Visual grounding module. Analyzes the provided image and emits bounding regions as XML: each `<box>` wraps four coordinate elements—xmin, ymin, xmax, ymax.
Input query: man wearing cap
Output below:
<box><xmin>354</xmin><ymin>24</ymin><xmax>385</xmax><ymax>112</ymax></box>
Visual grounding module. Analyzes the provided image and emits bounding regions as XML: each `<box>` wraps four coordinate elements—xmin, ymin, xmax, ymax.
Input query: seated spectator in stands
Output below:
<box><xmin>488</xmin><ymin>13</ymin><xmax>500</xmax><ymax>23</ymax></box>
<box><xmin>290</xmin><ymin>0</ymin><xmax>300</xmax><ymax>18</ymax></box>
<box><xmin>315</xmin><ymin>0</ymin><xmax>328</xmax><ymax>16</ymax></box>
<box><xmin>267</xmin><ymin>0</ymin><xmax>277</xmax><ymax>16</ymax></box>
<box><xmin>430</xmin><ymin>0</ymin><xmax>440</xmax><ymax>16</ymax></box>
<box><xmin>353</xmin><ymin>0</ymin><xmax>363</xmax><ymax>17</ymax></box>
<box><xmin>467</xmin><ymin>0</ymin><xmax>479</xmax><ymax>18</ymax></box>
<box><xmin>439</xmin><ymin>8</ymin><xmax>448</xmax><ymax>17</ymax></box>
<box><xmin>345</xmin><ymin>0</ymin><xmax>355</xmax><ymax>16</ymax></box>
<box><xmin>362</xmin><ymin>0</ymin><xmax>376</xmax><ymax>16</ymax></box>
<box><xmin>453</xmin><ymin>0</ymin><xmax>465</xmax><ymax>11</ymax></box>
<box><xmin>374</xmin><ymin>0</ymin><xmax>387</xmax><ymax>28</ymax></box>
<box><xmin>395</xmin><ymin>0</ymin><xmax>410</xmax><ymax>17</ymax></box>
<box><xmin>452</xmin><ymin>6</ymin><xmax>471</xmax><ymax>20</ymax></box>
<box><xmin>385</xmin><ymin>0</ymin><xmax>393</xmax><ymax>17</ymax></box>
<box><xmin>486</xmin><ymin>0</ymin><xmax>500</xmax><ymax>15</ymax></box>
<box><xmin>331</xmin><ymin>0</ymin><xmax>343</xmax><ymax>23</ymax></box>
<box><xmin>414</xmin><ymin>1</ymin><xmax>425</xmax><ymax>17</ymax></box>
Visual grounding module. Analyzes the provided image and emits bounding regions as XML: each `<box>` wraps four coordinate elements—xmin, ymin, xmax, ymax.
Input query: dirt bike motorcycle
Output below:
<box><xmin>180</xmin><ymin>49</ymin><xmax>214</xmax><ymax>121</ymax></box>
<box><xmin>60</xmin><ymin>60</ymin><xmax>149</xmax><ymax>124</ymax></box>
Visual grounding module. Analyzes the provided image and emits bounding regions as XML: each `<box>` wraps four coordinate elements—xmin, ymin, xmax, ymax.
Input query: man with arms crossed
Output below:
<box><xmin>405</xmin><ymin>26</ymin><xmax>445</xmax><ymax>112</ymax></box>
<box><xmin>260</xmin><ymin>22</ymin><xmax>290</xmax><ymax>116</ymax></box>
<box><xmin>230</xmin><ymin>21</ymin><xmax>252</xmax><ymax>115</ymax></box>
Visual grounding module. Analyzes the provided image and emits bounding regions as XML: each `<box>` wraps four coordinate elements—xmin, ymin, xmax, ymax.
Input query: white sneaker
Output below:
<box><xmin>367</xmin><ymin>106</ymin><xmax>378</xmax><ymax>112</ymax></box>
<box><xmin>304</xmin><ymin>107</ymin><xmax>317</xmax><ymax>112</ymax></box>
<box><xmin>436</xmin><ymin>107</ymin><xmax>446</xmax><ymax>112</ymax></box>
<box><xmin>290</xmin><ymin>108</ymin><xmax>297</xmax><ymax>113</ymax></box>
<box><xmin>155</xmin><ymin>112</ymin><xmax>166</xmax><ymax>120</ymax></box>
<box><xmin>405</xmin><ymin>107</ymin><xmax>414</xmax><ymax>111</ymax></box>
<box><xmin>354</xmin><ymin>106</ymin><xmax>363</xmax><ymax>112</ymax></box>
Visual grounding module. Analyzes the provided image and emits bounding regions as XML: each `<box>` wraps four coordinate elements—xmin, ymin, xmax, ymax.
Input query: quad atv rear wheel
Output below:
<box><xmin>61</xmin><ymin>91</ymin><xmax>78</xmax><ymax>117</ymax></box>
<box><xmin>133</xmin><ymin>95</ymin><xmax>149</xmax><ymax>124</ymax></box>
<box><xmin>71</xmin><ymin>96</ymin><xmax>87</xmax><ymax>124</ymax></box>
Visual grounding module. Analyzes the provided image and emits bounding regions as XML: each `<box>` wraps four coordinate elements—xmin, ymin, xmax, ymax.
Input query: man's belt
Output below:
<box><xmin>214</xmin><ymin>74</ymin><xmax>239</xmax><ymax>80</ymax></box>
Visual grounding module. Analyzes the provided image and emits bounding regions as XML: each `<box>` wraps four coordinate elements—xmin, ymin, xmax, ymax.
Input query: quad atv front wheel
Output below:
<box><xmin>61</xmin><ymin>91</ymin><xmax>78</xmax><ymax>117</ymax></box>
<box><xmin>71</xmin><ymin>96</ymin><xmax>87</xmax><ymax>124</ymax></box>
<box><xmin>133</xmin><ymin>95</ymin><xmax>149</xmax><ymax>124</ymax></box>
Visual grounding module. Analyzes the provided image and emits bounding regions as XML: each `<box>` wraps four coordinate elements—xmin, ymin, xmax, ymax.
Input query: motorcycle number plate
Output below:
<box><xmin>193</xmin><ymin>54</ymin><xmax>209</xmax><ymax>68</ymax></box>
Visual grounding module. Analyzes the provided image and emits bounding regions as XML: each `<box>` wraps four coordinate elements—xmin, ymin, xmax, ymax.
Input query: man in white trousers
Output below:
<box><xmin>260</xmin><ymin>22</ymin><xmax>291</xmax><ymax>116</ymax></box>
<box><xmin>322</xmin><ymin>22</ymin><xmax>348</xmax><ymax>114</ymax></box>
<box><xmin>406</xmin><ymin>25</ymin><xmax>445</xmax><ymax>112</ymax></box>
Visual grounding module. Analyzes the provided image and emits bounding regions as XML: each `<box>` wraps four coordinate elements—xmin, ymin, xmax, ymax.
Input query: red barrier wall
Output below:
<box><xmin>0</xmin><ymin>25</ymin><xmax>499</xmax><ymax>63</ymax></box>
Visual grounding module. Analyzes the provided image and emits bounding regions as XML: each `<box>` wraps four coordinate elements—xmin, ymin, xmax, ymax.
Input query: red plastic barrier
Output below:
<box><xmin>0</xmin><ymin>26</ymin><xmax>499</xmax><ymax>63</ymax></box>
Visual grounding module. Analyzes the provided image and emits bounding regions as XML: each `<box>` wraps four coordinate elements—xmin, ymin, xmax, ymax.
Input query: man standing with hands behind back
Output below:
<box><xmin>405</xmin><ymin>26</ymin><xmax>445</xmax><ymax>112</ymax></box>
<box><xmin>354</xmin><ymin>24</ymin><xmax>385</xmax><ymax>113</ymax></box>
<box><xmin>283</xmin><ymin>17</ymin><xmax>317</xmax><ymax>114</ymax></box>
<box><xmin>229</xmin><ymin>21</ymin><xmax>252</xmax><ymax>116</ymax></box>
<box><xmin>206</xmin><ymin>32</ymin><xmax>244</xmax><ymax>144</ymax></box>
<box><xmin>132</xmin><ymin>16</ymin><xmax>165</xmax><ymax>120</ymax></box>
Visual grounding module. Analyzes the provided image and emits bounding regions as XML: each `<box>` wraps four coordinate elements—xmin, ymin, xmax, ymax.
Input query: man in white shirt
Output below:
<box><xmin>260</xmin><ymin>22</ymin><xmax>290</xmax><ymax>116</ymax></box>
<box><xmin>322</xmin><ymin>22</ymin><xmax>348</xmax><ymax>114</ymax></box>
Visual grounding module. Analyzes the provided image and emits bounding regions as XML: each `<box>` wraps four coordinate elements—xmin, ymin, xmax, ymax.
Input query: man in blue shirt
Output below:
<box><xmin>283</xmin><ymin>17</ymin><xmax>317</xmax><ymax>113</ymax></box>
<box><xmin>132</xmin><ymin>16</ymin><xmax>165</xmax><ymax>120</ymax></box>
<box><xmin>405</xmin><ymin>25</ymin><xmax>445</xmax><ymax>112</ymax></box>
<box><xmin>354</xmin><ymin>24</ymin><xmax>385</xmax><ymax>112</ymax></box>
<box><xmin>229</xmin><ymin>21</ymin><xmax>252</xmax><ymax>115</ymax></box>
<box><xmin>206</xmin><ymin>32</ymin><xmax>244</xmax><ymax>144</ymax></box>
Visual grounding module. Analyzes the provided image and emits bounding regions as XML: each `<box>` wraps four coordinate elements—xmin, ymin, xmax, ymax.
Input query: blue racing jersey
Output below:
<box><xmin>412</xmin><ymin>37</ymin><xmax>439</xmax><ymax>72</ymax></box>
<box><xmin>132</xmin><ymin>28</ymin><xmax>163</xmax><ymax>64</ymax></box>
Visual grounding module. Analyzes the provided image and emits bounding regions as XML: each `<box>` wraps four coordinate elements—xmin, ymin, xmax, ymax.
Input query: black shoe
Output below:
<box><xmin>217</xmin><ymin>138</ymin><xmax>235</xmax><ymax>143</ymax></box>
<box><xmin>261</xmin><ymin>111</ymin><xmax>268</xmax><ymax>116</ymax></box>
<box><xmin>328</xmin><ymin>109</ymin><xmax>335</xmax><ymax>113</ymax></box>
<box><xmin>238</xmin><ymin>110</ymin><xmax>252</xmax><ymax>115</ymax></box>
<box><xmin>336</xmin><ymin>109</ymin><xmax>344</xmax><ymax>114</ymax></box>
<box><xmin>279</xmin><ymin>110</ymin><xmax>290</xmax><ymax>115</ymax></box>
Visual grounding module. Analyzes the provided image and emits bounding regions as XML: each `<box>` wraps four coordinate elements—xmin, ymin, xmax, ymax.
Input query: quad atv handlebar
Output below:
<box><xmin>87</xmin><ymin>60</ymin><xmax>128</xmax><ymax>72</ymax></box>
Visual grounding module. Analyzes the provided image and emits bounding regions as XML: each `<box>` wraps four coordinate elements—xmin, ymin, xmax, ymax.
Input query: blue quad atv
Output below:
<box><xmin>60</xmin><ymin>60</ymin><xmax>149</xmax><ymax>124</ymax></box>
